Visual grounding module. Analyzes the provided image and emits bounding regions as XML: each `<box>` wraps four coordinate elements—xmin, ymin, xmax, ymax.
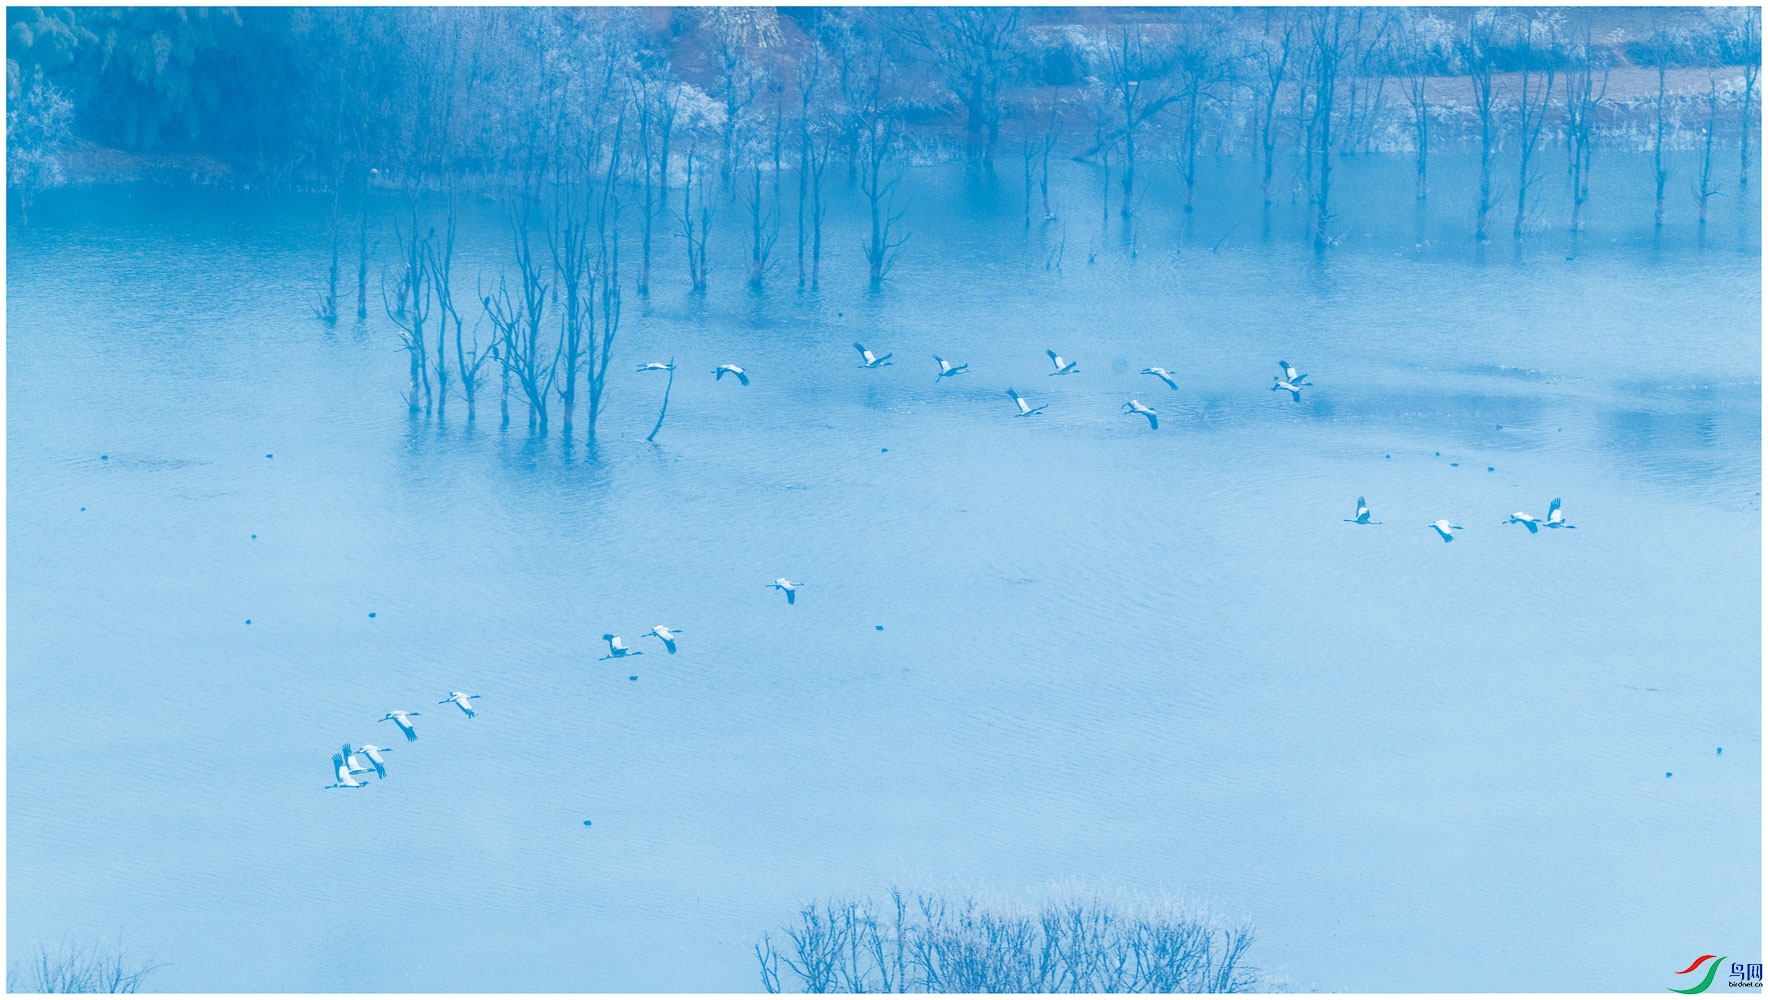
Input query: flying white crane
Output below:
<box><xmin>1006</xmin><ymin>388</ymin><xmax>1047</xmax><ymax>417</ymax></box>
<box><xmin>601</xmin><ymin>634</ymin><xmax>643</xmax><ymax>659</ymax></box>
<box><xmin>439</xmin><ymin>691</ymin><xmax>481</xmax><ymax>718</ymax></box>
<box><xmin>1504</xmin><ymin>510</ymin><xmax>1543</xmax><ymax>533</ymax></box>
<box><xmin>340</xmin><ymin>744</ymin><xmax>375</xmax><ymax>777</ymax></box>
<box><xmin>1122</xmin><ymin>399</ymin><xmax>1158</xmax><ymax>429</ymax></box>
<box><xmin>713</xmin><ymin>364</ymin><xmax>750</xmax><ymax>385</ymax></box>
<box><xmin>636</xmin><ymin>362</ymin><xmax>675</xmax><ymax>373</ymax></box>
<box><xmin>326</xmin><ymin>752</ymin><xmax>368</xmax><ymax>789</ymax></box>
<box><xmin>354</xmin><ymin>744</ymin><xmax>392</xmax><ymax>779</ymax></box>
<box><xmin>1272</xmin><ymin>360</ymin><xmax>1310</xmax><ymax>402</ymax></box>
<box><xmin>1046</xmin><ymin>350</ymin><xmax>1079</xmax><ymax>375</ymax></box>
<box><xmin>854</xmin><ymin>343</ymin><xmax>894</xmax><ymax>368</ymax></box>
<box><xmin>1545</xmin><ymin>497</ymin><xmax>1576</xmax><ymax>529</ymax></box>
<box><xmin>769</xmin><ymin>578</ymin><xmax>803</xmax><ymax>605</ymax></box>
<box><xmin>647</xmin><ymin>626</ymin><xmax>683</xmax><ymax>654</ymax></box>
<box><xmin>1141</xmin><ymin>367</ymin><xmax>1179</xmax><ymax>390</ymax></box>
<box><xmin>1345</xmin><ymin>496</ymin><xmax>1380</xmax><ymax>524</ymax></box>
<box><xmin>1429</xmin><ymin>520</ymin><xmax>1464</xmax><ymax>542</ymax></box>
<box><xmin>933</xmin><ymin>355</ymin><xmax>969</xmax><ymax>379</ymax></box>
<box><xmin>380</xmin><ymin>710</ymin><xmax>421</xmax><ymax>742</ymax></box>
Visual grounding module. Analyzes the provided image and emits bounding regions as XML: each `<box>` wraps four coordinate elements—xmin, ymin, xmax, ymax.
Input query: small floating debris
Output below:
<box><xmin>1666</xmin><ymin>772</ymin><xmax>1673</xmax><ymax>778</ymax></box>
<box><xmin>245</xmin><ymin>619</ymin><xmax>253</xmax><ymax>625</ymax></box>
<box><xmin>250</xmin><ymin>534</ymin><xmax>257</xmax><ymax>539</ymax></box>
<box><xmin>628</xmin><ymin>675</ymin><xmax>637</xmax><ymax>681</ymax></box>
<box><xmin>1717</xmin><ymin>748</ymin><xmax>1723</xmax><ymax>755</ymax></box>
<box><xmin>1450</xmin><ymin>462</ymin><xmax>1458</xmax><ymax>467</ymax></box>
<box><xmin>881</xmin><ymin>448</ymin><xmax>888</xmax><ymax>453</ymax></box>
<box><xmin>583</xmin><ymin>820</ymin><xmax>593</xmax><ymax>827</ymax></box>
<box><xmin>80</xmin><ymin>507</ymin><xmax>86</xmax><ymax>512</ymax></box>
<box><xmin>875</xmin><ymin>625</ymin><xmax>884</xmax><ymax>631</ymax></box>
<box><xmin>368</xmin><ymin>612</ymin><xmax>376</xmax><ymax>618</ymax></box>
<box><xmin>1486</xmin><ymin>467</ymin><xmax>1494</xmax><ymax>472</ymax></box>
<box><xmin>266</xmin><ymin>453</ymin><xmax>274</xmax><ymax>459</ymax></box>
<box><xmin>100</xmin><ymin>455</ymin><xmax>108</xmax><ymax>461</ymax></box>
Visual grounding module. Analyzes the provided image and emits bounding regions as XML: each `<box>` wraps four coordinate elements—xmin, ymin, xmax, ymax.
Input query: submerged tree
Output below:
<box><xmin>1461</xmin><ymin>11</ymin><xmax>1500</xmax><ymax>242</ymax></box>
<box><xmin>891</xmin><ymin>7</ymin><xmax>1021</xmax><ymax>167</ymax></box>
<box><xmin>1563</xmin><ymin>18</ymin><xmax>1609</xmax><ymax>231</ymax></box>
<box><xmin>1740</xmin><ymin>8</ymin><xmax>1761</xmax><ymax>189</ymax></box>
<box><xmin>1247</xmin><ymin>11</ymin><xmax>1295</xmax><ymax>207</ymax></box>
<box><xmin>1511</xmin><ymin>12</ymin><xmax>1559</xmax><ymax>239</ymax></box>
<box><xmin>1694</xmin><ymin>77</ymin><xmax>1725</xmax><ymax>225</ymax></box>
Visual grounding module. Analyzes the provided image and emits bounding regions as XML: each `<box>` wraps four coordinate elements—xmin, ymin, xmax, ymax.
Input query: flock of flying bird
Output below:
<box><xmin>324</xmin><ymin>691</ymin><xmax>481</xmax><ymax>789</ymax></box>
<box><xmin>326</xmin><ymin>348</ymin><xmax>1577</xmax><ymax>787</ymax></box>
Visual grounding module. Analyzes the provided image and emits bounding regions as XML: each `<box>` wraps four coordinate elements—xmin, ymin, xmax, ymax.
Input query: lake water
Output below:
<box><xmin>7</xmin><ymin>151</ymin><xmax>1760</xmax><ymax>992</ymax></box>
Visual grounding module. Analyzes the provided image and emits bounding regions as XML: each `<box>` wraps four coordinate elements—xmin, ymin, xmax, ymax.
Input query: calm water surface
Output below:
<box><xmin>7</xmin><ymin>153</ymin><xmax>1760</xmax><ymax>991</ymax></box>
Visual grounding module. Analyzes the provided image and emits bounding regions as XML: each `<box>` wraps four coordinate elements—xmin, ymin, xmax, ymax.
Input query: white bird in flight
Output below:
<box><xmin>439</xmin><ymin>691</ymin><xmax>481</xmax><ymax>718</ymax></box>
<box><xmin>339</xmin><ymin>744</ymin><xmax>375</xmax><ymax>777</ymax></box>
<box><xmin>1142</xmin><ymin>367</ymin><xmax>1179</xmax><ymax>390</ymax></box>
<box><xmin>1006</xmin><ymin>388</ymin><xmax>1047</xmax><ymax>417</ymax></box>
<box><xmin>380</xmin><ymin>710</ymin><xmax>421</xmax><ymax>742</ymax></box>
<box><xmin>1429</xmin><ymin>520</ymin><xmax>1464</xmax><ymax>542</ymax></box>
<box><xmin>1046</xmin><ymin>350</ymin><xmax>1079</xmax><ymax>375</ymax></box>
<box><xmin>933</xmin><ymin>355</ymin><xmax>968</xmax><ymax>379</ymax></box>
<box><xmin>1278</xmin><ymin>360</ymin><xmax>1311</xmax><ymax>385</ymax></box>
<box><xmin>326</xmin><ymin>752</ymin><xmax>368</xmax><ymax>789</ymax></box>
<box><xmin>647</xmin><ymin>626</ymin><xmax>683</xmax><ymax>654</ymax></box>
<box><xmin>854</xmin><ymin>343</ymin><xmax>893</xmax><ymax>368</ymax></box>
<box><xmin>601</xmin><ymin>634</ymin><xmax>643</xmax><ymax>659</ymax></box>
<box><xmin>1504</xmin><ymin>510</ymin><xmax>1543</xmax><ymax>533</ymax></box>
<box><xmin>713</xmin><ymin>364</ymin><xmax>750</xmax><ymax>385</ymax></box>
<box><xmin>1122</xmin><ymin>399</ymin><xmax>1158</xmax><ymax>429</ymax></box>
<box><xmin>636</xmin><ymin>362</ymin><xmax>675</xmax><ymax>373</ymax></box>
<box><xmin>354</xmin><ymin>744</ymin><xmax>392</xmax><ymax>779</ymax></box>
<box><xmin>769</xmin><ymin>578</ymin><xmax>803</xmax><ymax>605</ymax></box>
<box><xmin>1345</xmin><ymin>496</ymin><xmax>1380</xmax><ymax>524</ymax></box>
<box><xmin>1545</xmin><ymin>497</ymin><xmax>1575</xmax><ymax>529</ymax></box>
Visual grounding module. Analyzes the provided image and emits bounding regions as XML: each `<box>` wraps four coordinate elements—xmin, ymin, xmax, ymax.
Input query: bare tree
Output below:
<box><xmin>8</xmin><ymin>942</ymin><xmax>163</xmax><ymax>994</ymax></box>
<box><xmin>1460</xmin><ymin>10</ymin><xmax>1500</xmax><ymax>242</ymax></box>
<box><xmin>1248</xmin><ymin>11</ymin><xmax>1295</xmax><ymax>206</ymax></box>
<box><xmin>1512</xmin><ymin>13</ymin><xmax>1559</xmax><ymax>239</ymax></box>
<box><xmin>632</xmin><ymin>61</ymin><xmax>678</xmax><ymax>297</ymax></box>
<box><xmin>1086</xmin><ymin>27</ymin><xmax>1183</xmax><ymax>221</ymax></box>
<box><xmin>1649</xmin><ymin>20</ymin><xmax>1673</xmax><ymax>228</ymax></box>
<box><xmin>756</xmin><ymin>889</ymin><xmax>1263</xmax><ymax>994</ymax></box>
<box><xmin>1694</xmin><ymin>77</ymin><xmax>1725</xmax><ymax>225</ymax></box>
<box><xmin>382</xmin><ymin>198</ymin><xmax>433</xmax><ymax>414</ymax></box>
<box><xmin>483</xmin><ymin>204</ymin><xmax>557</xmax><ymax>434</ymax></box>
<box><xmin>679</xmin><ymin>135</ymin><xmax>715</xmax><ymax>294</ymax></box>
<box><xmin>740</xmin><ymin>124</ymin><xmax>781</xmax><ymax>288</ymax></box>
<box><xmin>1171</xmin><ymin>12</ymin><xmax>1228</xmax><ymax>214</ymax></box>
<box><xmin>1564</xmin><ymin>18</ymin><xmax>1609</xmax><ymax>231</ymax></box>
<box><xmin>1397</xmin><ymin>10</ymin><xmax>1451</xmax><ymax>201</ymax></box>
<box><xmin>853</xmin><ymin>43</ymin><xmax>910</xmax><ymax>287</ymax></box>
<box><xmin>892</xmin><ymin>8</ymin><xmax>1022</xmax><ymax>166</ymax></box>
<box><xmin>1741</xmin><ymin>8</ymin><xmax>1761</xmax><ymax>189</ymax></box>
<box><xmin>1304</xmin><ymin>7</ymin><xmax>1356</xmax><ymax>248</ymax></box>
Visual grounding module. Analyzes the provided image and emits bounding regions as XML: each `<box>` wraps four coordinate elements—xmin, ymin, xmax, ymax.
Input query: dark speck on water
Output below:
<box><xmin>1718</xmin><ymin>748</ymin><xmax>1723</xmax><ymax>755</ymax></box>
<box><xmin>1450</xmin><ymin>462</ymin><xmax>1458</xmax><ymax>467</ymax></box>
<box><xmin>1667</xmin><ymin>772</ymin><xmax>1673</xmax><ymax>778</ymax></box>
<box><xmin>100</xmin><ymin>455</ymin><xmax>107</xmax><ymax>460</ymax></box>
<box><xmin>1487</xmin><ymin>467</ymin><xmax>1494</xmax><ymax>472</ymax></box>
<box><xmin>629</xmin><ymin>675</ymin><xmax>637</xmax><ymax>681</ymax></box>
<box><xmin>881</xmin><ymin>448</ymin><xmax>888</xmax><ymax>453</ymax></box>
<box><xmin>250</xmin><ymin>534</ymin><xmax>256</xmax><ymax>539</ymax></box>
<box><xmin>79</xmin><ymin>507</ymin><xmax>85</xmax><ymax>511</ymax></box>
<box><xmin>266</xmin><ymin>453</ymin><xmax>273</xmax><ymax>459</ymax></box>
<box><xmin>875</xmin><ymin>625</ymin><xmax>884</xmax><ymax>631</ymax></box>
<box><xmin>368</xmin><ymin>612</ymin><xmax>376</xmax><ymax>618</ymax></box>
<box><xmin>583</xmin><ymin>820</ymin><xmax>592</xmax><ymax>827</ymax></box>
<box><xmin>245</xmin><ymin>619</ymin><xmax>252</xmax><ymax>625</ymax></box>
